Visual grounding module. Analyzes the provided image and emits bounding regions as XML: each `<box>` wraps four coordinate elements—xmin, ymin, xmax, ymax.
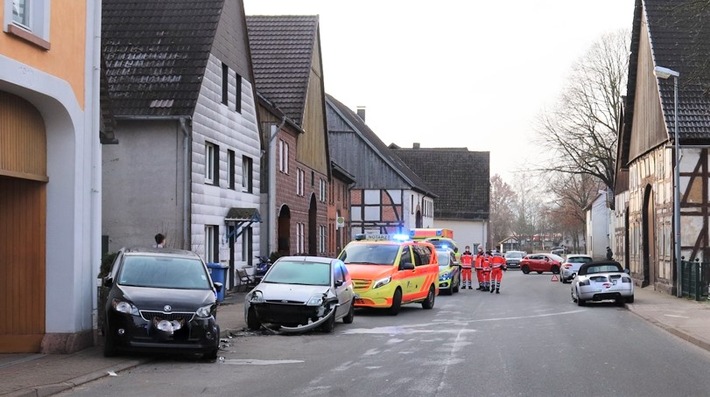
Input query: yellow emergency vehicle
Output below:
<box><xmin>338</xmin><ymin>236</ymin><xmax>439</xmax><ymax>315</ymax></box>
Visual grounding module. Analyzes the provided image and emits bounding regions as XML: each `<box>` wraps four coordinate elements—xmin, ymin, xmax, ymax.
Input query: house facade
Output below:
<box><xmin>247</xmin><ymin>15</ymin><xmax>332</xmax><ymax>258</ymax></box>
<box><xmin>0</xmin><ymin>1</ymin><xmax>101</xmax><ymax>353</ymax></box>
<box><xmin>326</xmin><ymin>96</ymin><xmax>437</xmax><ymax>239</ymax></box>
<box><xmin>102</xmin><ymin>0</ymin><xmax>261</xmax><ymax>289</ymax></box>
<box><xmin>615</xmin><ymin>0</ymin><xmax>710</xmax><ymax>294</ymax></box>
<box><xmin>328</xmin><ymin>162</ymin><xmax>355</xmax><ymax>257</ymax></box>
<box><xmin>389</xmin><ymin>144</ymin><xmax>490</xmax><ymax>250</ymax></box>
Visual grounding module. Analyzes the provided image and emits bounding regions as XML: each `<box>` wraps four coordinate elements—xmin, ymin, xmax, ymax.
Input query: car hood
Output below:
<box><xmin>345</xmin><ymin>264</ymin><xmax>394</xmax><ymax>281</ymax></box>
<box><xmin>253</xmin><ymin>283</ymin><xmax>332</xmax><ymax>302</ymax></box>
<box><xmin>118</xmin><ymin>286</ymin><xmax>215</xmax><ymax>311</ymax></box>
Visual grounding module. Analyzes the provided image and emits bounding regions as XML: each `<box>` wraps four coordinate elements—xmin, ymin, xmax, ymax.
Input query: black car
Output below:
<box><xmin>102</xmin><ymin>247</ymin><xmax>222</xmax><ymax>359</ymax></box>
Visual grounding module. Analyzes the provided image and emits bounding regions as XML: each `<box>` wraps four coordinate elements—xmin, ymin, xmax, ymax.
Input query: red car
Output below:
<box><xmin>519</xmin><ymin>253</ymin><xmax>564</xmax><ymax>274</ymax></box>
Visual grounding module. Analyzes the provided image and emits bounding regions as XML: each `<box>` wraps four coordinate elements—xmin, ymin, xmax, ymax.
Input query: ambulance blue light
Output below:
<box><xmin>391</xmin><ymin>233</ymin><xmax>409</xmax><ymax>242</ymax></box>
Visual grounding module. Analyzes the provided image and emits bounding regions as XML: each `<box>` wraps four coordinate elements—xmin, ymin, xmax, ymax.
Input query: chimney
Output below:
<box><xmin>356</xmin><ymin>106</ymin><xmax>366</xmax><ymax>122</ymax></box>
<box><xmin>413</xmin><ymin>142</ymin><xmax>420</xmax><ymax>149</ymax></box>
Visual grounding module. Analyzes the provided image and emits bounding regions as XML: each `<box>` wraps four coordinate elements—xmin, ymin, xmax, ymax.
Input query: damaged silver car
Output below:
<box><xmin>244</xmin><ymin>256</ymin><xmax>355</xmax><ymax>333</ymax></box>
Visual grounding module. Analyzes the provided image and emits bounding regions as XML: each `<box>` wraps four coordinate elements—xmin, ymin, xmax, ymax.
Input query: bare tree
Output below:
<box><xmin>535</xmin><ymin>29</ymin><xmax>630</xmax><ymax>192</ymax></box>
<box><xmin>546</xmin><ymin>173</ymin><xmax>602</xmax><ymax>253</ymax></box>
<box><xmin>489</xmin><ymin>174</ymin><xmax>517</xmax><ymax>248</ymax></box>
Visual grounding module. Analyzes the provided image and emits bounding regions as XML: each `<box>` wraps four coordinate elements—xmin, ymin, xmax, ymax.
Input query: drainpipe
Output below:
<box><xmin>90</xmin><ymin>0</ymin><xmax>102</xmax><ymax>341</ymax></box>
<box><xmin>179</xmin><ymin>117</ymin><xmax>192</xmax><ymax>249</ymax></box>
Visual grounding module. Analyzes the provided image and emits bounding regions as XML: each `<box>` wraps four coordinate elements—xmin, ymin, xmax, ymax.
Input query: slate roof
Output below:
<box><xmin>622</xmin><ymin>0</ymin><xmax>710</xmax><ymax>164</ymax></box>
<box><xmin>246</xmin><ymin>15</ymin><xmax>318</xmax><ymax>126</ymax></box>
<box><xmin>102</xmin><ymin>0</ymin><xmax>224</xmax><ymax>117</ymax></box>
<box><xmin>326</xmin><ymin>94</ymin><xmax>437</xmax><ymax>197</ymax></box>
<box><xmin>389</xmin><ymin>145</ymin><xmax>490</xmax><ymax>221</ymax></box>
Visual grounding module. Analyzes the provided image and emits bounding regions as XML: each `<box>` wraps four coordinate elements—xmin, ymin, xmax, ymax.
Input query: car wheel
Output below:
<box><xmin>521</xmin><ymin>265</ymin><xmax>530</xmax><ymax>274</ymax></box>
<box><xmin>246</xmin><ymin>307</ymin><xmax>261</xmax><ymax>331</ymax></box>
<box><xmin>422</xmin><ymin>285</ymin><xmax>436</xmax><ymax>310</ymax></box>
<box><xmin>576</xmin><ymin>290</ymin><xmax>586</xmax><ymax>306</ymax></box>
<box><xmin>343</xmin><ymin>301</ymin><xmax>355</xmax><ymax>324</ymax></box>
<box><xmin>571</xmin><ymin>289</ymin><xmax>577</xmax><ymax>303</ymax></box>
<box><xmin>626</xmin><ymin>295</ymin><xmax>635</xmax><ymax>304</ymax></box>
<box><xmin>103</xmin><ymin>325</ymin><xmax>117</xmax><ymax>358</ymax></box>
<box><xmin>203</xmin><ymin>348</ymin><xmax>219</xmax><ymax>361</ymax></box>
<box><xmin>320</xmin><ymin>311</ymin><xmax>336</xmax><ymax>333</ymax></box>
<box><xmin>388</xmin><ymin>288</ymin><xmax>402</xmax><ymax>315</ymax></box>
<box><xmin>551</xmin><ymin>266</ymin><xmax>560</xmax><ymax>274</ymax></box>
<box><xmin>453</xmin><ymin>278</ymin><xmax>459</xmax><ymax>293</ymax></box>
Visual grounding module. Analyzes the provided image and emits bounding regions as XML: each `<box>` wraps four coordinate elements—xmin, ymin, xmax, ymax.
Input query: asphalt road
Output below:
<box><xmin>59</xmin><ymin>270</ymin><xmax>710</xmax><ymax>397</ymax></box>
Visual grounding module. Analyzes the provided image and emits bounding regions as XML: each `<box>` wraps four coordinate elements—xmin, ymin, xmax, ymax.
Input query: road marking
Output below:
<box><xmin>221</xmin><ymin>359</ymin><xmax>304</xmax><ymax>365</ymax></box>
<box><xmin>664</xmin><ymin>314</ymin><xmax>690</xmax><ymax>319</ymax></box>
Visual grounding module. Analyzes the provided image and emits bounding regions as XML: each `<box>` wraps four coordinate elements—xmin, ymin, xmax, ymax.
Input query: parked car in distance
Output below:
<box><xmin>504</xmin><ymin>251</ymin><xmax>526</xmax><ymax>268</ymax></box>
<box><xmin>244</xmin><ymin>256</ymin><xmax>355</xmax><ymax>333</ymax></box>
<box><xmin>338</xmin><ymin>238</ymin><xmax>439</xmax><ymax>315</ymax></box>
<box><xmin>571</xmin><ymin>261</ymin><xmax>634</xmax><ymax>306</ymax></box>
<box><xmin>436</xmin><ymin>248</ymin><xmax>460</xmax><ymax>295</ymax></box>
<box><xmin>519</xmin><ymin>253</ymin><xmax>564</xmax><ymax>274</ymax></box>
<box><xmin>102</xmin><ymin>247</ymin><xmax>222</xmax><ymax>359</ymax></box>
<box><xmin>559</xmin><ymin>254</ymin><xmax>593</xmax><ymax>283</ymax></box>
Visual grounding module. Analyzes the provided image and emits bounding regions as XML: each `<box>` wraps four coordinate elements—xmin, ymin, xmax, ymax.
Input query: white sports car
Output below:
<box><xmin>571</xmin><ymin>261</ymin><xmax>634</xmax><ymax>306</ymax></box>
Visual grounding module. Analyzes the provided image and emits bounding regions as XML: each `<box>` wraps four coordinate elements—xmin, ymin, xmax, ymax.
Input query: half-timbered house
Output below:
<box><xmin>247</xmin><ymin>15</ymin><xmax>332</xmax><ymax>257</ymax></box>
<box><xmin>326</xmin><ymin>96</ymin><xmax>437</xmax><ymax>238</ymax></box>
<box><xmin>102</xmin><ymin>0</ymin><xmax>262</xmax><ymax>289</ymax></box>
<box><xmin>615</xmin><ymin>0</ymin><xmax>710</xmax><ymax>294</ymax></box>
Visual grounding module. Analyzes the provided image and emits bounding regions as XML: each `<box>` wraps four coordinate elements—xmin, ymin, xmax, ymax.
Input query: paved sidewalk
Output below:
<box><xmin>1</xmin><ymin>288</ymin><xmax>710</xmax><ymax>396</ymax></box>
<box><xmin>0</xmin><ymin>291</ymin><xmax>246</xmax><ymax>397</ymax></box>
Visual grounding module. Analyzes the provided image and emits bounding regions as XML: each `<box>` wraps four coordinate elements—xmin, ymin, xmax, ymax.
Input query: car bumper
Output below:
<box><xmin>505</xmin><ymin>262</ymin><xmax>520</xmax><ymax>268</ymax></box>
<box><xmin>249</xmin><ymin>302</ymin><xmax>327</xmax><ymax>327</ymax></box>
<box><xmin>578</xmin><ymin>286</ymin><xmax>633</xmax><ymax>301</ymax></box>
<box><xmin>106</xmin><ymin>311</ymin><xmax>219</xmax><ymax>354</ymax></box>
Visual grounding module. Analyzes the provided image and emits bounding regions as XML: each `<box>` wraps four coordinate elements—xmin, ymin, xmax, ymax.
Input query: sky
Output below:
<box><xmin>243</xmin><ymin>0</ymin><xmax>636</xmax><ymax>184</ymax></box>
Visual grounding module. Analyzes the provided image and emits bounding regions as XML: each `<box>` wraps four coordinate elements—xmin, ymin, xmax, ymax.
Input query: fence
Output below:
<box><xmin>680</xmin><ymin>260</ymin><xmax>710</xmax><ymax>301</ymax></box>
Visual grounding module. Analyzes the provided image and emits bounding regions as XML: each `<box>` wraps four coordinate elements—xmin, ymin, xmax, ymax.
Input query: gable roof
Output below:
<box><xmin>389</xmin><ymin>145</ymin><xmax>490</xmax><ymax>221</ymax></box>
<box><xmin>621</xmin><ymin>0</ymin><xmax>710</xmax><ymax>165</ymax></box>
<box><xmin>246</xmin><ymin>15</ymin><xmax>318</xmax><ymax>126</ymax></box>
<box><xmin>102</xmin><ymin>0</ymin><xmax>224</xmax><ymax>117</ymax></box>
<box><xmin>326</xmin><ymin>94</ymin><xmax>437</xmax><ymax>197</ymax></box>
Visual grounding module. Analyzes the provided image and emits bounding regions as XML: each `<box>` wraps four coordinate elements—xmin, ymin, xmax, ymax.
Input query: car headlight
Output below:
<box><xmin>111</xmin><ymin>299</ymin><xmax>139</xmax><ymax>315</ymax></box>
<box><xmin>439</xmin><ymin>272</ymin><xmax>451</xmax><ymax>281</ymax></box>
<box><xmin>306</xmin><ymin>295</ymin><xmax>325</xmax><ymax>306</ymax></box>
<box><xmin>248</xmin><ymin>290</ymin><xmax>265</xmax><ymax>303</ymax></box>
<box><xmin>373</xmin><ymin>276</ymin><xmax>391</xmax><ymax>289</ymax></box>
<box><xmin>195</xmin><ymin>304</ymin><xmax>214</xmax><ymax>318</ymax></box>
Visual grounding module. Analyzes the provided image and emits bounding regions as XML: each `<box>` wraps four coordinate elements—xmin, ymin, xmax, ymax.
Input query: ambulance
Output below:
<box><xmin>410</xmin><ymin>228</ymin><xmax>458</xmax><ymax>252</ymax></box>
<box><xmin>338</xmin><ymin>235</ymin><xmax>439</xmax><ymax>315</ymax></box>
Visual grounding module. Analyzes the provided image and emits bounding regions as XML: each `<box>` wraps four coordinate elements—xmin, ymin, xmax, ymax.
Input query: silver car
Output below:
<box><xmin>571</xmin><ymin>261</ymin><xmax>634</xmax><ymax>306</ymax></box>
<box><xmin>559</xmin><ymin>254</ymin><xmax>593</xmax><ymax>283</ymax></box>
<box><xmin>244</xmin><ymin>256</ymin><xmax>355</xmax><ymax>333</ymax></box>
<box><xmin>504</xmin><ymin>250</ymin><xmax>526</xmax><ymax>268</ymax></box>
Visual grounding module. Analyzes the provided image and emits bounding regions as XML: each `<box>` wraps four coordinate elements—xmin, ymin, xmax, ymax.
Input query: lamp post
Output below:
<box><xmin>654</xmin><ymin>65</ymin><xmax>681</xmax><ymax>297</ymax></box>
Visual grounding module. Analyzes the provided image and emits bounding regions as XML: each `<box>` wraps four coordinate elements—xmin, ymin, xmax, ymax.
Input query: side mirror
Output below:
<box><xmin>624</xmin><ymin>268</ymin><xmax>630</xmax><ymax>274</ymax></box>
<box><xmin>213</xmin><ymin>282</ymin><xmax>223</xmax><ymax>293</ymax></box>
<box><xmin>401</xmin><ymin>262</ymin><xmax>415</xmax><ymax>271</ymax></box>
<box><xmin>334</xmin><ymin>279</ymin><xmax>344</xmax><ymax>287</ymax></box>
<box><xmin>102</xmin><ymin>277</ymin><xmax>113</xmax><ymax>288</ymax></box>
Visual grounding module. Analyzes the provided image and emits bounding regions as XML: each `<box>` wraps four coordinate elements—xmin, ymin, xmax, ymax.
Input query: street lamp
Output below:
<box><xmin>654</xmin><ymin>65</ymin><xmax>681</xmax><ymax>297</ymax></box>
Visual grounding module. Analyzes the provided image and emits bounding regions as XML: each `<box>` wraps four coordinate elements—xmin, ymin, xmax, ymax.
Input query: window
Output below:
<box><xmin>205</xmin><ymin>225</ymin><xmax>219</xmax><ymax>264</ymax></box>
<box><xmin>311</xmin><ymin>170</ymin><xmax>315</xmax><ymax>186</ymax></box>
<box><xmin>296</xmin><ymin>169</ymin><xmax>305</xmax><ymax>196</ymax></box>
<box><xmin>235</xmin><ymin>73</ymin><xmax>242</xmax><ymax>113</ymax></box>
<box><xmin>227</xmin><ymin>150</ymin><xmax>235</xmax><ymax>189</ymax></box>
<box><xmin>279</xmin><ymin>140</ymin><xmax>289</xmax><ymax>173</ymax></box>
<box><xmin>205</xmin><ymin>142</ymin><xmax>219</xmax><ymax>185</ymax></box>
<box><xmin>297</xmin><ymin>223</ymin><xmax>305</xmax><ymax>254</ymax></box>
<box><xmin>242</xmin><ymin>155</ymin><xmax>253</xmax><ymax>193</ymax></box>
<box><xmin>6</xmin><ymin>0</ymin><xmax>50</xmax><ymax>49</ymax></box>
<box><xmin>241</xmin><ymin>226</ymin><xmax>253</xmax><ymax>262</ymax></box>
<box><xmin>319</xmin><ymin>225</ymin><xmax>326</xmax><ymax>253</ymax></box>
<box><xmin>411</xmin><ymin>196</ymin><xmax>414</xmax><ymax>214</ymax></box>
<box><xmin>221</xmin><ymin>63</ymin><xmax>229</xmax><ymax>105</ymax></box>
<box><xmin>319</xmin><ymin>179</ymin><xmax>327</xmax><ymax>202</ymax></box>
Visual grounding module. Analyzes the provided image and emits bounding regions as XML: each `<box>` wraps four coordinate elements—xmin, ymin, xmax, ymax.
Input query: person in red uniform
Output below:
<box><xmin>459</xmin><ymin>245</ymin><xmax>474</xmax><ymax>289</ymax></box>
<box><xmin>489</xmin><ymin>251</ymin><xmax>507</xmax><ymax>294</ymax></box>
<box><xmin>481</xmin><ymin>251</ymin><xmax>492</xmax><ymax>291</ymax></box>
<box><xmin>474</xmin><ymin>245</ymin><xmax>485</xmax><ymax>290</ymax></box>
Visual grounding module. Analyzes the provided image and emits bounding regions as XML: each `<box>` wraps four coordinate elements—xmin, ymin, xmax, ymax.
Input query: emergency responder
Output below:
<box><xmin>474</xmin><ymin>245</ymin><xmax>485</xmax><ymax>290</ymax></box>
<box><xmin>459</xmin><ymin>245</ymin><xmax>474</xmax><ymax>289</ymax></box>
<box><xmin>482</xmin><ymin>251</ymin><xmax>492</xmax><ymax>291</ymax></box>
<box><xmin>490</xmin><ymin>251</ymin><xmax>507</xmax><ymax>294</ymax></box>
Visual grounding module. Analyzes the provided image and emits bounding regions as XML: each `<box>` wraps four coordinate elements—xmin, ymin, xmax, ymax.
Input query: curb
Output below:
<box><xmin>3</xmin><ymin>358</ymin><xmax>149</xmax><ymax>397</ymax></box>
<box><xmin>626</xmin><ymin>304</ymin><xmax>710</xmax><ymax>354</ymax></box>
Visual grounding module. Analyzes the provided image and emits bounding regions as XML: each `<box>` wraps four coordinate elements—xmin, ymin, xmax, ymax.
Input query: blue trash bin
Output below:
<box><xmin>206</xmin><ymin>262</ymin><xmax>229</xmax><ymax>302</ymax></box>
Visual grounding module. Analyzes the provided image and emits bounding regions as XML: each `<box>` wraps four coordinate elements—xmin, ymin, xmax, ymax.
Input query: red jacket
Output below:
<box><xmin>460</xmin><ymin>251</ymin><xmax>474</xmax><ymax>268</ymax></box>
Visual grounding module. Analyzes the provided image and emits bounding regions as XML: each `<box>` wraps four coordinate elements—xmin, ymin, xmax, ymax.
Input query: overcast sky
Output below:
<box><xmin>244</xmin><ymin>0</ymin><xmax>636</xmax><ymax>183</ymax></box>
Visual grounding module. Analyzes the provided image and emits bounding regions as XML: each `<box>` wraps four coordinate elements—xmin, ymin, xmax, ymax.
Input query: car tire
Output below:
<box><xmin>626</xmin><ymin>295</ymin><xmax>635</xmax><ymax>304</ymax></box>
<box><xmin>321</xmin><ymin>310</ymin><xmax>336</xmax><ymax>333</ymax></box>
<box><xmin>422</xmin><ymin>285</ymin><xmax>436</xmax><ymax>310</ymax></box>
<box><xmin>343</xmin><ymin>301</ymin><xmax>355</xmax><ymax>324</ymax></box>
<box><xmin>576</xmin><ymin>290</ymin><xmax>586</xmax><ymax>306</ymax></box>
<box><xmin>388</xmin><ymin>288</ymin><xmax>402</xmax><ymax>316</ymax></box>
<box><xmin>551</xmin><ymin>266</ymin><xmax>560</xmax><ymax>274</ymax></box>
<box><xmin>246</xmin><ymin>307</ymin><xmax>261</xmax><ymax>331</ymax></box>
<box><xmin>203</xmin><ymin>348</ymin><xmax>219</xmax><ymax>361</ymax></box>
<box><xmin>103</xmin><ymin>326</ymin><xmax>117</xmax><ymax>358</ymax></box>
<box><xmin>453</xmin><ymin>278</ymin><xmax>459</xmax><ymax>293</ymax></box>
<box><xmin>521</xmin><ymin>265</ymin><xmax>530</xmax><ymax>274</ymax></box>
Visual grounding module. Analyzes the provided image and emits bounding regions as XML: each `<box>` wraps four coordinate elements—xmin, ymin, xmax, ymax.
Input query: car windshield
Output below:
<box><xmin>436</xmin><ymin>251</ymin><xmax>452</xmax><ymax>266</ymax></box>
<box><xmin>505</xmin><ymin>252</ymin><xmax>523</xmax><ymax>259</ymax></box>
<box><xmin>263</xmin><ymin>260</ymin><xmax>331</xmax><ymax>286</ymax></box>
<box><xmin>586</xmin><ymin>264</ymin><xmax>623</xmax><ymax>274</ymax></box>
<box><xmin>339</xmin><ymin>244</ymin><xmax>399</xmax><ymax>265</ymax></box>
<box><xmin>118</xmin><ymin>255</ymin><xmax>211</xmax><ymax>290</ymax></box>
<box><xmin>568</xmin><ymin>256</ymin><xmax>592</xmax><ymax>264</ymax></box>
